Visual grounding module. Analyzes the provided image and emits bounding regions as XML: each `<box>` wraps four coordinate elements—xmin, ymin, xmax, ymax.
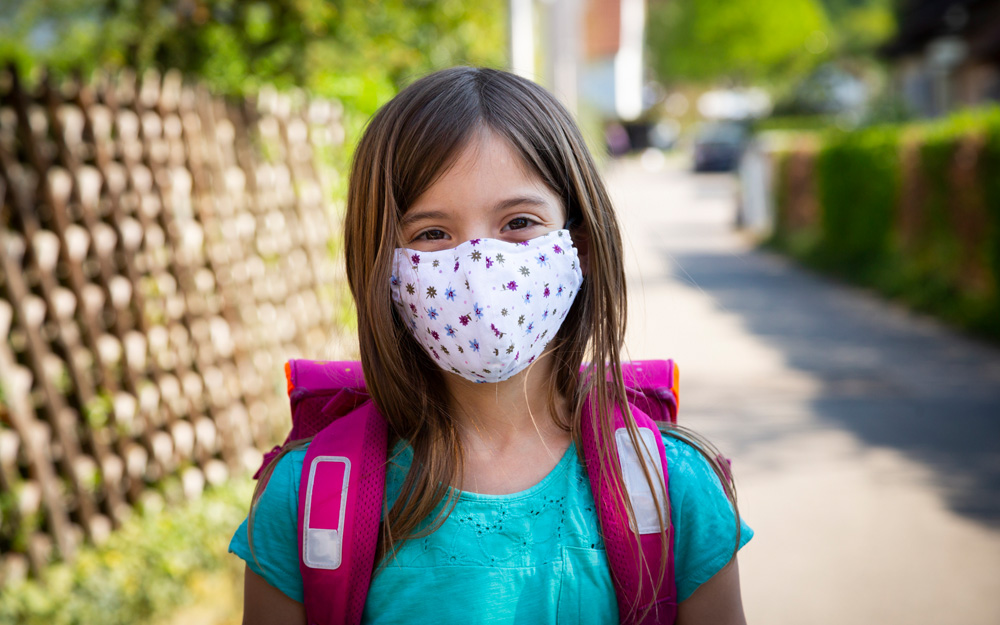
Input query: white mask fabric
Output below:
<box><xmin>390</xmin><ymin>229</ymin><xmax>583</xmax><ymax>383</ymax></box>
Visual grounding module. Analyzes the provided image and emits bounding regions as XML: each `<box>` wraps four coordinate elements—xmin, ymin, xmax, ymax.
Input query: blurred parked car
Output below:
<box><xmin>691</xmin><ymin>121</ymin><xmax>749</xmax><ymax>172</ymax></box>
<box><xmin>649</xmin><ymin>119</ymin><xmax>681</xmax><ymax>150</ymax></box>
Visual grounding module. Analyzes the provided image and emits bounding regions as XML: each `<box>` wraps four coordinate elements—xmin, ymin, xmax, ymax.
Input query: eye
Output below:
<box><xmin>414</xmin><ymin>229</ymin><xmax>448</xmax><ymax>241</ymax></box>
<box><xmin>504</xmin><ymin>217</ymin><xmax>539</xmax><ymax>231</ymax></box>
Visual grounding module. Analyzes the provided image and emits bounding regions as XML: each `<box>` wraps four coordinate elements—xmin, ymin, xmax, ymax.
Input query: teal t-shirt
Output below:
<box><xmin>229</xmin><ymin>434</ymin><xmax>752</xmax><ymax>623</ymax></box>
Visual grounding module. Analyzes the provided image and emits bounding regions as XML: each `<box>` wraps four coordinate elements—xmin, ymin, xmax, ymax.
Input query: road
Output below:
<box><xmin>606</xmin><ymin>153</ymin><xmax>1000</xmax><ymax>625</ymax></box>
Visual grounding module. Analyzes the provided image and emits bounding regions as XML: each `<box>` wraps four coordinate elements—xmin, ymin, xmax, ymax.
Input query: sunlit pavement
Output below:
<box><xmin>608</xmin><ymin>151</ymin><xmax>1000</xmax><ymax>625</ymax></box>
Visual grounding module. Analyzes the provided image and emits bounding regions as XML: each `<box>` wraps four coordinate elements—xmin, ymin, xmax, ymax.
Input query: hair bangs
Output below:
<box><xmin>388</xmin><ymin>69</ymin><xmax>487</xmax><ymax>213</ymax></box>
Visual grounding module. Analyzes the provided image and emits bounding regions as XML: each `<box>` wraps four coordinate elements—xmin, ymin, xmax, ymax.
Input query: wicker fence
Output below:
<box><xmin>0</xmin><ymin>66</ymin><xmax>353</xmax><ymax>584</ymax></box>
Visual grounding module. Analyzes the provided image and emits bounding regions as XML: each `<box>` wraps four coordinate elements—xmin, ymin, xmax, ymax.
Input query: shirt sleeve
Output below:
<box><xmin>662</xmin><ymin>433</ymin><xmax>753</xmax><ymax>603</ymax></box>
<box><xmin>229</xmin><ymin>448</ymin><xmax>307</xmax><ymax>603</ymax></box>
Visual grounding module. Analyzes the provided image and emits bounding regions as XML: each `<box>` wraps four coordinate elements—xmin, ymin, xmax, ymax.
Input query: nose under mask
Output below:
<box><xmin>389</xmin><ymin>229</ymin><xmax>584</xmax><ymax>383</ymax></box>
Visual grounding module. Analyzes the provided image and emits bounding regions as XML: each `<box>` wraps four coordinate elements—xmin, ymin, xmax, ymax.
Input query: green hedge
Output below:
<box><xmin>0</xmin><ymin>479</ymin><xmax>253</xmax><ymax>625</ymax></box>
<box><xmin>984</xmin><ymin>115</ymin><xmax>1000</xmax><ymax>303</ymax></box>
<box><xmin>814</xmin><ymin>125</ymin><xmax>900</xmax><ymax>273</ymax></box>
<box><xmin>768</xmin><ymin>106</ymin><xmax>1000</xmax><ymax>340</ymax></box>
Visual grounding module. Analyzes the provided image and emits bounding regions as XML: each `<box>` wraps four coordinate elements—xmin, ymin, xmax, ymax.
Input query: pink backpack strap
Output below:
<box><xmin>581</xmin><ymin>361</ymin><xmax>678</xmax><ymax>625</ymax></box>
<box><xmin>298</xmin><ymin>400</ymin><xmax>388</xmax><ymax>625</ymax></box>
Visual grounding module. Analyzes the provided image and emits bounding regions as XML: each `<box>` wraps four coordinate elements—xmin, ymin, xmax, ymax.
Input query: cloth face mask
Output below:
<box><xmin>390</xmin><ymin>229</ymin><xmax>583</xmax><ymax>383</ymax></box>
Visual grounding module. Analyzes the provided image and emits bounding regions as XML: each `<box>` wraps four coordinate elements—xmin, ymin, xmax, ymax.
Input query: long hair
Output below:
<box><xmin>253</xmin><ymin>67</ymin><xmax>739</xmax><ymax>620</ymax></box>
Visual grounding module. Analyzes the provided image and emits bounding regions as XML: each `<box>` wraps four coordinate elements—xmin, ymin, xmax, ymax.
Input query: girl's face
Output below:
<box><xmin>398</xmin><ymin>131</ymin><xmax>566</xmax><ymax>252</ymax></box>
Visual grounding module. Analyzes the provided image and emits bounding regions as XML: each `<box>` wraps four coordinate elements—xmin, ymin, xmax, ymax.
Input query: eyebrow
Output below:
<box><xmin>400</xmin><ymin>209</ymin><xmax>450</xmax><ymax>228</ymax></box>
<box><xmin>492</xmin><ymin>194</ymin><xmax>550</xmax><ymax>213</ymax></box>
<box><xmin>400</xmin><ymin>194</ymin><xmax>552</xmax><ymax>228</ymax></box>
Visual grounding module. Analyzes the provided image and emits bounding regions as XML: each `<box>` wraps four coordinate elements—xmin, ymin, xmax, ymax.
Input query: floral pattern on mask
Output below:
<box><xmin>390</xmin><ymin>229</ymin><xmax>583</xmax><ymax>383</ymax></box>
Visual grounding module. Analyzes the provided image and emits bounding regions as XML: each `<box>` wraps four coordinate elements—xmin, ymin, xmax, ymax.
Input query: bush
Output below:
<box><xmin>0</xmin><ymin>479</ymin><xmax>253</xmax><ymax>625</ymax></box>
<box><xmin>814</xmin><ymin>124</ymin><xmax>900</xmax><ymax>274</ymax></box>
<box><xmin>768</xmin><ymin>105</ymin><xmax>1000</xmax><ymax>341</ymax></box>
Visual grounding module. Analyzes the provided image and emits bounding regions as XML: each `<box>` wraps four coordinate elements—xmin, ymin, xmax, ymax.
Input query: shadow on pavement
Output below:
<box><xmin>663</xmin><ymin>248</ymin><xmax>1000</xmax><ymax>528</ymax></box>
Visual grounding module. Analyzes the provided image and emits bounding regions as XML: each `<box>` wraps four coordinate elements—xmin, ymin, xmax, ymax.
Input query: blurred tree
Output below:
<box><xmin>816</xmin><ymin>0</ymin><xmax>896</xmax><ymax>56</ymax></box>
<box><xmin>647</xmin><ymin>0</ymin><xmax>832</xmax><ymax>87</ymax></box>
<box><xmin>647</xmin><ymin>0</ymin><xmax>895</xmax><ymax>88</ymax></box>
<box><xmin>0</xmin><ymin>0</ymin><xmax>506</xmax><ymax>115</ymax></box>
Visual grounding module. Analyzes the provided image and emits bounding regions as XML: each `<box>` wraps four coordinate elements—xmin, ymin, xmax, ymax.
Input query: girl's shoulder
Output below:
<box><xmin>252</xmin><ymin>433</ymin><xmax>720</xmax><ymax>501</ymax></box>
<box><xmin>230</xmin><ymin>430</ymin><xmax>750</xmax><ymax>605</ymax></box>
<box><xmin>658</xmin><ymin>430</ymin><xmax>741</xmax><ymax>527</ymax></box>
<box><xmin>266</xmin><ymin>446</ymin><xmax>309</xmax><ymax>493</ymax></box>
<box><xmin>659</xmin><ymin>431</ymin><xmax>753</xmax><ymax>602</ymax></box>
<box><xmin>228</xmin><ymin>446</ymin><xmax>310</xmax><ymax>602</ymax></box>
<box><xmin>659</xmin><ymin>432</ymin><xmax>722</xmax><ymax>485</ymax></box>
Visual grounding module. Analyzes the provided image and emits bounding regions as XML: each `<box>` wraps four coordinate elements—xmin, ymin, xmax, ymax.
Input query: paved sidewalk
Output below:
<box><xmin>607</xmin><ymin>153</ymin><xmax>1000</xmax><ymax>625</ymax></box>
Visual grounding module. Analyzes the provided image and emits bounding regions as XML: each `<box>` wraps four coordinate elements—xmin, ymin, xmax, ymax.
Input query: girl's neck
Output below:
<box><xmin>444</xmin><ymin>355</ymin><xmax>570</xmax><ymax>457</ymax></box>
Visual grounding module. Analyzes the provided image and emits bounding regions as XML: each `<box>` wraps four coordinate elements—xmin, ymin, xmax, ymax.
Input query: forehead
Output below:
<box><xmin>405</xmin><ymin>131</ymin><xmax>562</xmax><ymax>217</ymax></box>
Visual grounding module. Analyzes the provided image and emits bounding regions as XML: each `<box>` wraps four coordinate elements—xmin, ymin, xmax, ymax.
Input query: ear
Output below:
<box><xmin>569</xmin><ymin>225</ymin><xmax>590</xmax><ymax>276</ymax></box>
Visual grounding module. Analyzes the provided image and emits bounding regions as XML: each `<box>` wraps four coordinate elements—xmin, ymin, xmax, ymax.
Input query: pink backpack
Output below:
<box><xmin>257</xmin><ymin>359</ymin><xmax>681</xmax><ymax>625</ymax></box>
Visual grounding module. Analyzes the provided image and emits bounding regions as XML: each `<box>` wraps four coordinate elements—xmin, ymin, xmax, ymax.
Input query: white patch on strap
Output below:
<box><xmin>302</xmin><ymin>456</ymin><xmax>350</xmax><ymax>569</ymax></box>
<box><xmin>614</xmin><ymin>427</ymin><xmax>667</xmax><ymax>535</ymax></box>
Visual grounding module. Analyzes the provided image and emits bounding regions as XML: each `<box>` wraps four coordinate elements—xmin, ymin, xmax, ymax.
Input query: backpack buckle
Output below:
<box><xmin>303</xmin><ymin>456</ymin><xmax>351</xmax><ymax>569</ymax></box>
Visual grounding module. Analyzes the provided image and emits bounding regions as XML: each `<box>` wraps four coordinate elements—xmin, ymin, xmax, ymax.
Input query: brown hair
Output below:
<box><xmin>252</xmin><ymin>66</ymin><xmax>739</xmax><ymax>620</ymax></box>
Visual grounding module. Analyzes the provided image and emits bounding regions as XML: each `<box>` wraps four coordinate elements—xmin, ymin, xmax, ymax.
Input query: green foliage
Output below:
<box><xmin>0</xmin><ymin>482</ymin><xmax>44</xmax><ymax>554</ymax></box>
<box><xmin>914</xmin><ymin>122</ymin><xmax>963</xmax><ymax>287</ymax></box>
<box><xmin>83</xmin><ymin>391</ymin><xmax>113</xmax><ymax>430</ymax></box>
<box><xmin>814</xmin><ymin>124</ymin><xmax>900</xmax><ymax>270</ymax></box>
<box><xmin>817</xmin><ymin>0</ymin><xmax>895</xmax><ymax>55</ymax></box>
<box><xmin>981</xmin><ymin>112</ymin><xmax>1000</xmax><ymax>306</ymax></box>
<box><xmin>837</xmin><ymin>4</ymin><xmax>895</xmax><ymax>52</ymax></box>
<box><xmin>900</xmin><ymin>108</ymin><xmax>1000</xmax><ymax>334</ymax></box>
<box><xmin>0</xmin><ymin>0</ymin><xmax>507</xmax><ymax>117</ymax></box>
<box><xmin>0</xmin><ymin>478</ymin><xmax>254</xmax><ymax>625</ymax></box>
<box><xmin>646</xmin><ymin>0</ymin><xmax>896</xmax><ymax>110</ymax></box>
<box><xmin>648</xmin><ymin>0</ymin><xmax>833</xmax><ymax>86</ymax></box>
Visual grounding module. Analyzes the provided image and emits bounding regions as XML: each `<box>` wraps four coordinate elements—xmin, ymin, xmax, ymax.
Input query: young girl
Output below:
<box><xmin>229</xmin><ymin>66</ymin><xmax>752</xmax><ymax>624</ymax></box>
